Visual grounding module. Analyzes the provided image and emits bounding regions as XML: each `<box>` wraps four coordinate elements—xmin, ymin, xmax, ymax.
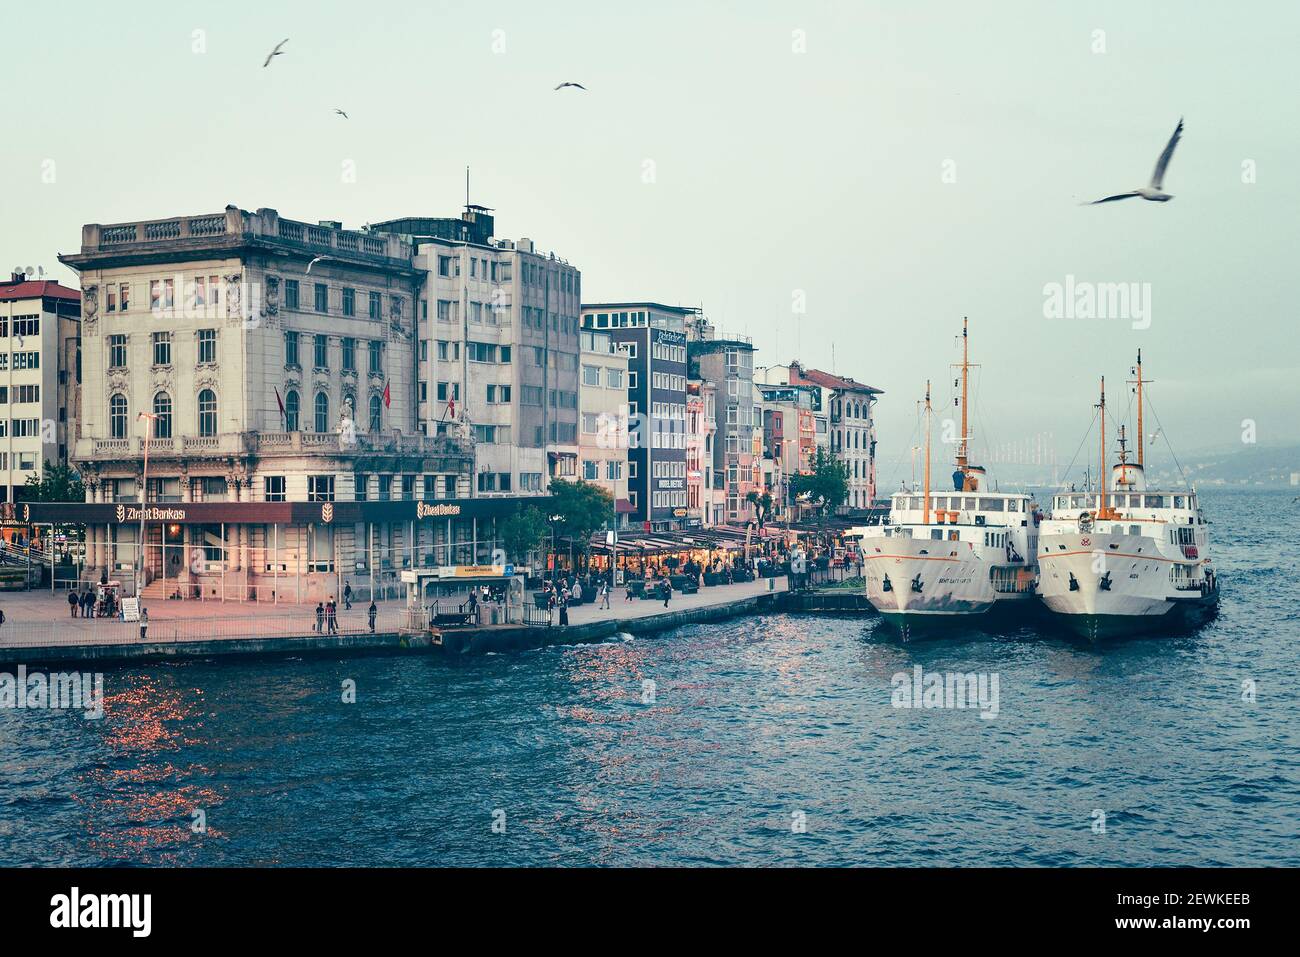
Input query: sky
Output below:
<box><xmin>3</xmin><ymin>0</ymin><xmax>1297</xmax><ymax>488</ymax></box>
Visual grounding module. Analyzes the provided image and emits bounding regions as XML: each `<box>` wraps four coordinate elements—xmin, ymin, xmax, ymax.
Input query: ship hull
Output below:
<box><xmin>863</xmin><ymin>542</ymin><xmax>995</xmax><ymax>636</ymax></box>
<box><xmin>1037</xmin><ymin>531</ymin><xmax>1219</xmax><ymax>639</ymax></box>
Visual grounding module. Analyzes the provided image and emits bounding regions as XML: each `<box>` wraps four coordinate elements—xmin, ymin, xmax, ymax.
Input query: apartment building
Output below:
<box><xmin>375</xmin><ymin>207</ymin><xmax>582</xmax><ymax>497</ymax></box>
<box><xmin>578</xmin><ymin>328</ymin><xmax>630</xmax><ymax>522</ymax></box>
<box><xmin>0</xmin><ymin>273</ymin><xmax>80</xmax><ymax>503</ymax></box>
<box><xmin>580</xmin><ymin>303</ymin><xmax>690</xmax><ymax>531</ymax></box>
<box><xmin>686</xmin><ymin>315</ymin><xmax>758</xmax><ymax>525</ymax></box>
<box><xmin>685</xmin><ymin>378</ymin><xmax>721</xmax><ymax>527</ymax></box>
<box><xmin>758</xmin><ymin>382</ymin><xmax>820</xmax><ymax>517</ymax></box>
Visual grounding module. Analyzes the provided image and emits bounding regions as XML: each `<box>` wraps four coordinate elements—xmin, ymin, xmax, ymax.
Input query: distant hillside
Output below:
<box><xmin>1157</xmin><ymin>444</ymin><xmax>1300</xmax><ymax>488</ymax></box>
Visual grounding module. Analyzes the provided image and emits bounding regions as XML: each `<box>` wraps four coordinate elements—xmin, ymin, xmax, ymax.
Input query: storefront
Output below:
<box><xmin>17</xmin><ymin>496</ymin><xmax>550</xmax><ymax>603</ymax></box>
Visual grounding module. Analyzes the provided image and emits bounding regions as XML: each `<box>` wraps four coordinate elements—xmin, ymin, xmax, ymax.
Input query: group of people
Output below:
<box><xmin>66</xmin><ymin>588</ymin><xmax>113</xmax><ymax>619</ymax></box>
<box><xmin>314</xmin><ymin>593</ymin><xmax>380</xmax><ymax>634</ymax></box>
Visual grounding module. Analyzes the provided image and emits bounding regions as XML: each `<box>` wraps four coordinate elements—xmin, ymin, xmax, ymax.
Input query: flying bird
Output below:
<box><xmin>262</xmin><ymin>38</ymin><xmax>289</xmax><ymax>68</ymax></box>
<box><xmin>306</xmin><ymin>256</ymin><xmax>331</xmax><ymax>274</ymax></box>
<box><xmin>553</xmin><ymin>82</ymin><xmax>587</xmax><ymax>91</ymax></box>
<box><xmin>334</xmin><ymin>109</ymin><xmax>349</xmax><ymax>119</ymax></box>
<box><xmin>1086</xmin><ymin>118</ymin><xmax>1184</xmax><ymax>204</ymax></box>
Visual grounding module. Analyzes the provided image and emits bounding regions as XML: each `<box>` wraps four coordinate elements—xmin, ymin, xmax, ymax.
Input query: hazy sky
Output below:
<box><xmin>3</xmin><ymin>1</ymin><xmax>1296</xmax><ymax>485</ymax></box>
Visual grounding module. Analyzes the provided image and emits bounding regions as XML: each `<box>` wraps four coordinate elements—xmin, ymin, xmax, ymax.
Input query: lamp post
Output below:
<box><xmin>134</xmin><ymin>411</ymin><xmax>161</xmax><ymax>598</ymax></box>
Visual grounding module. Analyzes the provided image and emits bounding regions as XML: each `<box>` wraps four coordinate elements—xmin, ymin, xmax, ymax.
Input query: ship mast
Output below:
<box><xmin>957</xmin><ymin>318</ymin><xmax>969</xmax><ymax>483</ymax></box>
<box><xmin>1127</xmin><ymin>349</ymin><xmax>1152</xmax><ymax>470</ymax></box>
<box><xmin>923</xmin><ymin>380</ymin><xmax>932</xmax><ymax>526</ymax></box>
<box><xmin>1097</xmin><ymin>376</ymin><xmax>1116</xmax><ymax>520</ymax></box>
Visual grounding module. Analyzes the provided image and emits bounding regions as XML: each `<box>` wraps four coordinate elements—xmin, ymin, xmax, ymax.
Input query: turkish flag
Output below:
<box><xmin>382</xmin><ymin>381</ymin><xmax>391</xmax><ymax>409</ymax></box>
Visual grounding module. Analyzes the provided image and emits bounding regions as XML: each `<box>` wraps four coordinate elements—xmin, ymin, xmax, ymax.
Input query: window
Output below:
<box><xmin>342</xmin><ymin>287</ymin><xmax>355</xmax><ymax>316</ymax></box>
<box><xmin>486</xmin><ymin>384</ymin><xmax>512</xmax><ymax>404</ymax></box>
<box><xmin>378</xmin><ymin>475</ymin><xmax>392</xmax><ymax>500</ymax></box>
<box><xmin>582</xmin><ymin>364</ymin><xmax>601</xmax><ymax>387</ymax></box>
<box><xmin>355</xmin><ymin>474</ymin><xmax>369</xmax><ymax>501</ymax></box>
<box><xmin>314</xmin><ymin>391</ymin><xmax>329</xmax><ymax>432</ymax></box>
<box><xmin>438</xmin><ymin>256</ymin><xmax>452</xmax><ymax>277</ymax></box>
<box><xmin>264</xmin><ymin>476</ymin><xmax>286</xmax><ymax>502</ymax></box>
<box><xmin>108</xmin><ymin>334</ymin><xmax>128</xmax><ymax>369</ymax></box>
<box><xmin>468</xmin><ymin>341</ymin><xmax>497</xmax><ymax>363</ymax></box>
<box><xmin>368</xmin><ymin>341</ymin><xmax>383</xmax><ymax>375</ymax></box>
<box><xmin>369</xmin><ymin>291</ymin><xmax>382</xmax><ymax>319</ymax></box>
<box><xmin>152</xmin><ymin>331</ymin><xmax>171</xmax><ymax>366</ymax></box>
<box><xmin>285</xmin><ymin>331</ymin><xmax>299</xmax><ymax>367</ymax></box>
<box><xmin>285</xmin><ymin>280</ymin><xmax>300</xmax><ymax>309</ymax></box>
<box><xmin>628</xmin><ymin>372</ymin><xmax>638</xmax><ymax>390</ymax></box>
<box><xmin>284</xmin><ymin>389</ymin><xmax>300</xmax><ymax>431</ymax></box>
<box><xmin>314</xmin><ymin>335</ymin><xmax>329</xmax><ymax>370</ymax></box>
<box><xmin>198</xmin><ymin>329</ymin><xmax>217</xmax><ymax>364</ymax></box>
<box><xmin>197</xmin><ymin>389</ymin><xmax>217</xmax><ymax>436</ymax></box>
<box><xmin>152</xmin><ymin>392</ymin><xmax>172</xmax><ymax>439</ymax></box>
<box><xmin>606</xmin><ymin>460</ymin><xmax>622</xmax><ymax>480</ymax></box>
<box><xmin>369</xmin><ymin>394</ymin><xmax>382</xmax><ymax>432</ymax></box>
<box><xmin>342</xmin><ymin>337</ymin><xmax>356</xmax><ymax>372</ymax></box>
<box><xmin>109</xmin><ymin>394</ymin><xmax>128</xmax><ymax>438</ymax></box>
<box><xmin>606</xmin><ymin>368</ymin><xmax>624</xmax><ymax>389</ymax></box>
<box><xmin>308</xmin><ymin>475</ymin><xmax>335</xmax><ymax>502</ymax></box>
<box><xmin>582</xmin><ymin>413</ymin><xmax>601</xmax><ymax>433</ymax></box>
<box><xmin>583</xmin><ymin>460</ymin><xmax>599</xmax><ymax>480</ymax></box>
<box><xmin>314</xmin><ymin>282</ymin><xmax>328</xmax><ymax>312</ymax></box>
<box><xmin>119</xmin><ymin>282</ymin><xmax>130</xmax><ymax>311</ymax></box>
<box><xmin>13</xmin><ymin>384</ymin><xmax>38</xmax><ymax>403</ymax></box>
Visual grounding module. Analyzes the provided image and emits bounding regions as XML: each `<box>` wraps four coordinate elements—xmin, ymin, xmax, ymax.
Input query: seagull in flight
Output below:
<box><xmin>334</xmin><ymin>109</ymin><xmax>349</xmax><ymax>119</ymax></box>
<box><xmin>1086</xmin><ymin>118</ymin><xmax>1184</xmax><ymax>204</ymax></box>
<box><xmin>553</xmin><ymin>81</ymin><xmax>587</xmax><ymax>91</ymax></box>
<box><xmin>262</xmin><ymin>38</ymin><xmax>289</xmax><ymax>68</ymax></box>
<box><xmin>306</xmin><ymin>256</ymin><xmax>332</xmax><ymax>275</ymax></box>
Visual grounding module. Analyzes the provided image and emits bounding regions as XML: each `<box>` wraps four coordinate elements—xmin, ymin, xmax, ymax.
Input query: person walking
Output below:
<box><xmin>661</xmin><ymin>577</ymin><xmax>672</xmax><ymax>608</ymax></box>
<box><xmin>68</xmin><ymin>590</ymin><xmax>79</xmax><ymax>617</ymax></box>
<box><xmin>343</xmin><ymin>582</ymin><xmax>353</xmax><ymax>610</ymax></box>
<box><xmin>367</xmin><ymin>600</ymin><xmax>377</xmax><ymax>633</ymax></box>
<box><xmin>571</xmin><ymin>579</ymin><xmax>583</xmax><ymax>605</ymax></box>
<box><xmin>599</xmin><ymin>580</ymin><xmax>611</xmax><ymax>610</ymax></box>
<box><xmin>139</xmin><ymin>607</ymin><xmax>149</xmax><ymax>641</ymax></box>
<box><xmin>326</xmin><ymin>598</ymin><xmax>338</xmax><ymax>635</ymax></box>
<box><xmin>314</xmin><ymin>602</ymin><xmax>324</xmax><ymax>633</ymax></box>
<box><xmin>558</xmin><ymin>592</ymin><xmax>569</xmax><ymax>627</ymax></box>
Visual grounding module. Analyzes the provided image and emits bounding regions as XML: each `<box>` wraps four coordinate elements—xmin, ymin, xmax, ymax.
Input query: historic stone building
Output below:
<box><xmin>59</xmin><ymin>206</ymin><xmax>477</xmax><ymax>600</ymax></box>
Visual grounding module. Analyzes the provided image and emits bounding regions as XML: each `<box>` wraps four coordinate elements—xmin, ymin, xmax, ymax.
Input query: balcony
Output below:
<box><xmin>78</xmin><ymin>430</ymin><xmax>470</xmax><ymax>462</ymax></box>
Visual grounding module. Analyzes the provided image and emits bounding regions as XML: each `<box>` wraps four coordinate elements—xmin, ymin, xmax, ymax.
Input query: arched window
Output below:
<box><xmin>152</xmin><ymin>392</ymin><xmax>172</xmax><ymax>439</ymax></box>
<box><xmin>314</xmin><ymin>391</ymin><xmax>329</xmax><ymax>433</ymax></box>
<box><xmin>369</xmin><ymin>394</ymin><xmax>382</xmax><ymax>432</ymax></box>
<box><xmin>284</xmin><ymin>389</ymin><xmax>299</xmax><ymax>431</ymax></box>
<box><xmin>109</xmin><ymin>393</ymin><xmax>128</xmax><ymax>439</ymax></box>
<box><xmin>197</xmin><ymin>388</ymin><xmax>217</xmax><ymax>437</ymax></box>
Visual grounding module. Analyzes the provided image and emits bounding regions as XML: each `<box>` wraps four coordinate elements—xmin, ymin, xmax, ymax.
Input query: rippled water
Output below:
<box><xmin>2</xmin><ymin>488</ymin><xmax>1297</xmax><ymax>866</ymax></box>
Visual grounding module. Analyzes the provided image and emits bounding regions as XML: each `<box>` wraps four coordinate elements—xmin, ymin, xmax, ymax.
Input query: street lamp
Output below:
<box><xmin>134</xmin><ymin>411</ymin><xmax>161</xmax><ymax>598</ymax></box>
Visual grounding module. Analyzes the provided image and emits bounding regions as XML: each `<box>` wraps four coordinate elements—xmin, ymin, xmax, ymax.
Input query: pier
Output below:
<box><xmin>0</xmin><ymin>577</ymin><xmax>795</xmax><ymax>665</ymax></box>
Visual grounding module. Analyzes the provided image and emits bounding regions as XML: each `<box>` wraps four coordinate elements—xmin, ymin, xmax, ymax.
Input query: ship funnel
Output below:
<box><xmin>1111</xmin><ymin>461</ymin><xmax>1147</xmax><ymax>492</ymax></box>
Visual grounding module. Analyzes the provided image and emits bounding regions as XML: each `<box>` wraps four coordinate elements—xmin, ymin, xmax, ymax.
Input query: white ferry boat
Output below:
<box><xmin>1037</xmin><ymin>354</ymin><xmax>1219</xmax><ymax>639</ymax></box>
<box><xmin>861</xmin><ymin>321</ymin><xmax>1040</xmax><ymax>635</ymax></box>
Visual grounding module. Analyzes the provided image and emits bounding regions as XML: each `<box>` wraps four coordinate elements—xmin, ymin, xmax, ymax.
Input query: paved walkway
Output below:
<box><xmin>0</xmin><ymin>577</ymin><xmax>787</xmax><ymax>649</ymax></box>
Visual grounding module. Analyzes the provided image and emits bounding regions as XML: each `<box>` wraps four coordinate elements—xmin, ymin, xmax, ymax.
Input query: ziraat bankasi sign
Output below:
<box><xmin>18</xmin><ymin>496</ymin><xmax>542</xmax><ymax>526</ymax></box>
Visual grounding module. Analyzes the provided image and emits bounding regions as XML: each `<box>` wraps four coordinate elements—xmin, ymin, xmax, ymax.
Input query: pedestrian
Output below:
<box><xmin>571</xmin><ymin>579</ymin><xmax>583</xmax><ymax>604</ymax></box>
<box><xmin>83</xmin><ymin>590</ymin><xmax>94</xmax><ymax>618</ymax></box>
<box><xmin>625</xmin><ymin>581</ymin><xmax>634</xmax><ymax>602</ymax></box>
<box><xmin>68</xmin><ymin>590</ymin><xmax>79</xmax><ymax>617</ymax></box>
<box><xmin>314</xmin><ymin>602</ymin><xmax>324</xmax><ymax>633</ymax></box>
<box><xmin>599</xmin><ymin>581</ymin><xmax>611</xmax><ymax>610</ymax></box>
<box><xmin>343</xmin><ymin>582</ymin><xmax>353</xmax><ymax>610</ymax></box>
<box><xmin>326</xmin><ymin>598</ymin><xmax>338</xmax><ymax>635</ymax></box>
<box><xmin>139</xmin><ymin>607</ymin><xmax>148</xmax><ymax>641</ymax></box>
<box><xmin>558</xmin><ymin>593</ymin><xmax>569</xmax><ymax>626</ymax></box>
<box><xmin>661</xmin><ymin>578</ymin><xmax>672</xmax><ymax>608</ymax></box>
<box><xmin>467</xmin><ymin>589</ymin><xmax>479</xmax><ymax>625</ymax></box>
<box><xmin>367</xmin><ymin>600</ymin><xmax>377</xmax><ymax>633</ymax></box>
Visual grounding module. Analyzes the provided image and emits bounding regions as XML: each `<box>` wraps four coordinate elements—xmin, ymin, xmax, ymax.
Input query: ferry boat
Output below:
<box><xmin>1036</xmin><ymin>353</ymin><xmax>1219</xmax><ymax>639</ymax></box>
<box><xmin>861</xmin><ymin>320</ymin><xmax>1040</xmax><ymax>635</ymax></box>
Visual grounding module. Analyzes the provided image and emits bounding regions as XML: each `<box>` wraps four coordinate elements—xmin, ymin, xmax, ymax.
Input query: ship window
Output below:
<box><xmin>1130</xmin><ymin>526</ymin><xmax>1140</xmax><ymax>535</ymax></box>
<box><xmin>979</xmin><ymin>498</ymin><xmax>1004</xmax><ymax>511</ymax></box>
<box><xmin>1145</xmin><ymin>495</ymin><xmax>1166</xmax><ymax>508</ymax></box>
<box><xmin>1007</xmin><ymin>499</ymin><xmax>1020</xmax><ymax>512</ymax></box>
<box><xmin>963</xmin><ymin>498</ymin><xmax>976</xmax><ymax>510</ymax></box>
<box><xmin>1174</xmin><ymin>495</ymin><xmax>1186</xmax><ymax>508</ymax></box>
<box><xmin>931</xmin><ymin>529</ymin><xmax>943</xmax><ymax>540</ymax></box>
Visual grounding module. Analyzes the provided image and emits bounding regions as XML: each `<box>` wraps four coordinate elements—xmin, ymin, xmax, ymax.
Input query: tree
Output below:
<box><xmin>745</xmin><ymin>490</ymin><xmax>776</xmax><ymax>528</ymax></box>
<box><xmin>22</xmin><ymin>461</ymin><xmax>85</xmax><ymax>502</ymax></box>
<box><xmin>498</xmin><ymin>505</ymin><xmax>549</xmax><ymax>565</ymax></box>
<box><xmin>791</xmin><ymin>449</ymin><xmax>849</xmax><ymax>518</ymax></box>
<box><xmin>548</xmin><ymin>478</ymin><xmax>614</xmax><ymax>568</ymax></box>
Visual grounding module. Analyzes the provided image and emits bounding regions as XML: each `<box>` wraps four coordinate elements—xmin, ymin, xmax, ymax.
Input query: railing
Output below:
<box><xmin>0</xmin><ymin>605</ymin><xmax>409</xmax><ymax>650</ymax></box>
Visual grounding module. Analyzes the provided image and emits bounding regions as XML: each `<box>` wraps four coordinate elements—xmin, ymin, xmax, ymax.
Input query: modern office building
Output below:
<box><xmin>0</xmin><ymin>273</ymin><xmax>80</xmax><ymax>504</ymax></box>
<box><xmin>374</xmin><ymin>207</ymin><xmax>582</xmax><ymax>497</ymax></box>
<box><xmin>578</xmin><ymin>328</ymin><xmax>630</xmax><ymax>523</ymax></box>
<box><xmin>580</xmin><ymin>303</ymin><xmax>690</xmax><ymax>531</ymax></box>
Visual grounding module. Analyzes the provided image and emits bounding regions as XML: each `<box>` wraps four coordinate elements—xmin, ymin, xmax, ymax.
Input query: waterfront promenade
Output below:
<box><xmin>0</xmin><ymin>577</ymin><xmax>789</xmax><ymax>662</ymax></box>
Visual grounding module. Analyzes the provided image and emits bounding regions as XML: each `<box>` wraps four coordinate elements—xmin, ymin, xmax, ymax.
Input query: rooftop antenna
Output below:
<box><xmin>466</xmin><ymin>165</ymin><xmax>470</xmax><ymax>210</ymax></box>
